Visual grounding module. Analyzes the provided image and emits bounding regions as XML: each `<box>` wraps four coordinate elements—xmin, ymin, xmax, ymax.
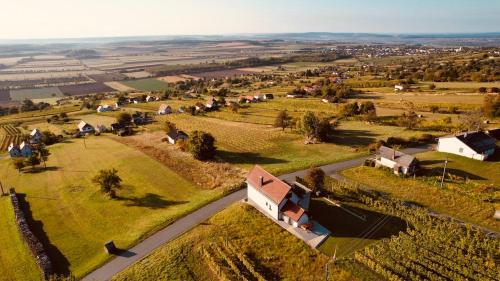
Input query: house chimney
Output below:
<box><xmin>259</xmin><ymin>176</ymin><xmax>264</xmax><ymax>187</ymax></box>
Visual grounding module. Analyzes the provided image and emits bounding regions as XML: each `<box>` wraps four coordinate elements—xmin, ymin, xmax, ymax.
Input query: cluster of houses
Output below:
<box><xmin>8</xmin><ymin>129</ymin><xmax>43</xmax><ymax>158</ymax></box>
<box><xmin>238</xmin><ymin>93</ymin><xmax>274</xmax><ymax>103</ymax></box>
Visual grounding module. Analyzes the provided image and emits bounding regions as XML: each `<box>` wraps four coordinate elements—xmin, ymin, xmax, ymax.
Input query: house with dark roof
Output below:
<box><xmin>166</xmin><ymin>130</ymin><xmax>188</xmax><ymax>145</ymax></box>
<box><xmin>246</xmin><ymin>165</ymin><xmax>311</xmax><ymax>228</ymax></box>
<box><xmin>437</xmin><ymin>131</ymin><xmax>496</xmax><ymax>161</ymax></box>
<box><xmin>375</xmin><ymin>146</ymin><xmax>417</xmax><ymax>175</ymax></box>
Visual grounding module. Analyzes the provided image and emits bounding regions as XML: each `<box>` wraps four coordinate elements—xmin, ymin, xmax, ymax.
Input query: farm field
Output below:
<box><xmin>341</xmin><ymin>151</ymin><xmax>500</xmax><ymax>231</ymax></box>
<box><xmin>0</xmin><ymin>197</ymin><xmax>42</xmax><ymax>281</ymax></box>
<box><xmin>112</xmin><ymin>203</ymin><xmax>373</xmax><ymax>281</ymax></box>
<box><xmin>104</xmin><ymin>81</ymin><xmax>137</xmax><ymax>92</ymax></box>
<box><xmin>0</xmin><ymin>124</ymin><xmax>22</xmax><ymax>151</ymax></box>
<box><xmin>421</xmin><ymin>81</ymin><xmax>500</xmax><ymax>89</ymax></box>
<box><xmin>158</xmin><ymin>114</ymin><xmax>363</xmax><ymax>175</ymax></box>
<box><xmin>9</xmin><ymin>87</ymin><xmax>64</xmax><ymax>101</ymax></box>
<box><xmin>58</xmin><ymin>82</ymin><xmax>116</xmax><ymax>96</ymax></box>
<box><xmin>0</xmin><ymin>106</ymin><xmax>84</xmax><ymax>125</ymax></box>
<box><xmin>123</xmin><ymin>71</ymin><xmax>152</xmax><ymax>79</ymax></box>
<box><xmin>313</xmin><ymin>198</ymin><xmax>406</xmax><ymax>258</ymax></box>
<box><xmin>0</xmin><ymin>137</ymin><xmax>223</xmax><ymax>278</ymax></box>
<box><xmin>120</xmin><ymin>78</ymin><xmax>171</xmax><ymax>92</ymax></box>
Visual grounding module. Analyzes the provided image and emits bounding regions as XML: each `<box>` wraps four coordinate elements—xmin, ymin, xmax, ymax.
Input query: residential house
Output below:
<box><xmin>30</xmin><ymin>128</ymin><xmax>43</xmax><ymax>143</ymax></box>
<box><xmin>166</xmin><ymin>130</ymin><xmax>188</xmax><ymax>144</ymax></box>
<box><xmin>77</xmin><ymin>121</ymin><xmax>95</xmax><ymax>134</ymax></box>
<box><xmin>19</xmin><ymin>142</ymin><xmax>33</xmax><ymax>157</ymax></box>
<box><xmin>254</xmin><ymin>94</ymin><xmax>265</xmax><ymax>101</ymax></box>
<box><xmin>246</xmin><ymin>165</ymin><xmax>311</xmax><ymax>228</ymax></box>
<box><xmin>145</xmin><ymin>95</ymin><xmax>155</xmax><ymax>102</ymax></box>
<box><xmin>263</xmin><ymin>93</ymin><xmax>274</xmax><ymax>100</ymax></box>
<box><xmin>97</xmin><ymin>104</ymin><xmax>113</xmax><ymax>113</ymax></box>
<box><xmin>195</xmin><ymin>102</ymin><xmax>205</xmax><ymax>111</ymax></box>
<box><xmin>394</xmin><ymin>84</ymin><xmax>405</xmax><ymax>91</ymax></box>
<box><xmin>8</xmin><ymin>143</ymin><xmax>21</xmax><ymax>157</ymax></box>
<box><xmin>206</xmin><ymin>96</ymin><xmax>219</xmax><ymax>109</ymax></box>
<box><xmin>157</xmin><ymin>104</ymin><xmax>172</xmax><ymax>115</ymax></box>
<box><xmin>375</xmin><ymin>146</ymin><xmax>418</xmax><ymax>175</ymax></box>
<box><xmin>437</xmin><ymin>131</ymin><xmax>496</xmax><ymax>161</ymax></box>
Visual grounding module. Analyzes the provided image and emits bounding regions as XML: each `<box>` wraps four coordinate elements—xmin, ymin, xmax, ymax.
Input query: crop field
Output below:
<box><xmin>188</xmin><ymin>69</ymin><xmax>251</xmax><ymax>79</ymax></box>
<box><xmin>342</xmin><ymin>151</ymin><xmax>500</xmax><ymax>231</ymax></box>
<box><xmin>0</xmin><ymin>106</ymin><xmax>85</xmax><ymax>125</ymax></box>
<box><xmin>58</xmin><ymin>82</ymin><xmax>116</xmax><ymax>96</ymax></box>
<box><xmin>123</xmin><ymin>71</ymin><xmax>152</xmax><ymax>79</ymax></box>
<box><xmin>113</xmin><ymin>203</ymin><xmax>368</xmax><ymax>281</ymax></box>
<box><xmin>157</xmin><ymin>75</ymin><xmax>198</xmax><ymax>83</ymax></box>
<box><xmin>0</xmin><ymin>76</ymin><xmax>91</xmax><ymax>90</ymax></box>
<box><xmin>158</xmin><ymin>114</ymin><xmax>363</xmax><ymax>175</ymax></box>
<box><xmin>0</xmin><ymin>89</ymin><xmax>11</xmax><ymax>102</ymax></box>
<box><xmin>9</xmin><ymin>87</ymin><xmax>64</xmax><ymax>101</ymax></box>
<box><xmin>421</xmin><ymin>81</ymin><xmax>500</xmax><ymax>89</ymax></box>
<box><xmin>0</xmin><ymin>70</ymin><xmax>103</xmax><ymax>81</ymax></box>
<box><xmin>120</xmin><ymin>78</ymin><xmax>171</xmax><ymax>92</ymax></box>
<box><xmin>104</xmin><ymin>81</ymin><xmax>137</xmax><ymax>92</ymax></box>
<box><xmin>0</xmin><ymin>137</ymin><xmax>223</xmax><ymax>278</ymax></box>
<box><xmin>0</xmin><ymin>124</ymin><xmax>22</xmax><ymax>151</ymax></box>
<box><xmin>88</xmin><ymin>73</ymin><xmax>126</xmax><ymax>83</ymax></box>
<box><xmin>0</xmin><ymin>197</ymin><xmax>41</xmax><ymax>281</ymax></box>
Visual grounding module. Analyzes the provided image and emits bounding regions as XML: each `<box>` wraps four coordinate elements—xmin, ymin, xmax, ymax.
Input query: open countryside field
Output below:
<box><xmin>9</xmin><ymin>87</ymin><xmax>64</xmax><ymax>101</ymax></box>
<box><xmin>0</xmin><ymin>124</ymin><xmax>22</xmax><ymax>151</ymax></box>
<box><xmin>342</xmin><ymin>151</ymin><xmax>500</xmax><ymax>231</ymax></box>
<box><xmin>421</xmin><ymin>81</ymin><xmax>500</xmax><ymax>89</ymax></box>
<box><xmin>120</xmin><ymin>78</ymin><xmax>171</xmax><ymax>92</ymax></box>
<box><xmin>0</xmin><ymin>137</ymin><xmax>223</xmax><ymax>278</ymax></box>
<box><xmin>0</xmin><ymin>197</ymin><xmax>41</xmax><ymax>281</ymax></box>
<box><xmin>113</xmin><ymin>203</ymin><xmax>375</xmax><ymax>281</ymax></box>
<box><xmin>104</xmin><ymin>81</ymin><xmax>137</xmax><ymax>92</ymax></box>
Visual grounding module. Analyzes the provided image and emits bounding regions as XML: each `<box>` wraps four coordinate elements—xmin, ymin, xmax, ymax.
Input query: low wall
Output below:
<box><xmin>10</xmin><ymin>189</ymin><xmax>53</xmax><ymax>280</ymax></box>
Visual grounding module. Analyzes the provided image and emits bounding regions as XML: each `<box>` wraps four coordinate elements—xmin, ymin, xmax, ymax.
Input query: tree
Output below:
<box><xmin>189</xmin><ymin>131</ymin><xmax>216</xmax><ymax>161</ymax></box>
<box><xmin>398</xmin><ymin>111</ymin><xmax>419</xmax><ymax>129</ymax></box>
<box><xmin>229</xmin><ymin>102</ymin><xmax>240</xmax><ymax>114</ymax></box>
<box><xmin>305</xmin><ymin>167</ymin><xmax>325</xmax><ymax>192</ymax></box>
<box><xmin>299</xmin><ymin>111</ymin><xmax>320</xmax><ymax>140</ymax></box>
<box><xmin>25</xmin><ymin>155</ymin><xmax>40</xmax><ymax>170</ymax></box>
<box><xmin>483</xmin><ymin>95</ymin><xmax>500</xmax><ymax>118</ymax></box>
<box><xmin>39</xmin><ymin>147</ymin><xmax>50</xmax><ymax>168</ymax></box>
<box><xmin>459</xmin><ymin>110</ymin><xmax>484</xmax><ymax>131</ymax></box>
<box><xmin>478</xmin><ymin>87</ymin><xmax>487</xmax><ymax>94</ymax></box>
<box><xmin>12</xmin><ymin>158</ymin><xmax>25</xmax><ymax>173</ymax></box>
<box><xmin>491</xmin><ymin>87</ymin><xmax>499</xmax><ymax>93</ymax></box>
<box><xmin>41</xmin><ymin>131</ymin><xmax>61</xmax><ymax>145</ymax></box>
<box><xmin>164</xmin><ymin>121</ymin><xmax>177</xmax><ymax>135</ymax></box>
<box><xmin>339</xmin><ymin>102</ymin><xmax>359</xmax><ymax>117</ymax></box>
<box><xmin>92</xmin><ymin>168</ymin><xmax>122</xmax><ymax>198</ymax></box>
<box><xmin>274</xmin><ymin>110</ymin><xmax>292</xmax><ymax>131</ymax></box>
<box><xmin>117</xmin><ymin>112</ymin><xmax>132</xmax><ymax>125</ymax></box>
<box><xmin>429</xmin><ymin>83</ymin><xmax>436</xmax><ymax>90</ymax></box>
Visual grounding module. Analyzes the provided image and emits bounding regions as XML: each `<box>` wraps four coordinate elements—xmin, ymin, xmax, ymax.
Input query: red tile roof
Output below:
<box><xmin>246</xmin><ymin>165</ymin><xmax>290</xmax><ymax>204</ymax></box>
<box><xmin>281</xmin><ymin>201</ymin><xmax>305</xmax><ymax>222</ymax></box>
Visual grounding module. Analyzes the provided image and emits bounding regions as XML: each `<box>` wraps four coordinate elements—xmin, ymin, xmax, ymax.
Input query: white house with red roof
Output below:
<box><xmin>246</xmin><ymin>165</ymin><xmax>311</xmax><ymax>228</ymax></box>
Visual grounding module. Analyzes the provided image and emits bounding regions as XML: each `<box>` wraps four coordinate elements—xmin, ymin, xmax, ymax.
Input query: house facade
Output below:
<box><xmin>375</xmin><ymin>146</ymin><xmax>417</xmax><ymax>175</ymax></box>
<box><xmin>8</xmin><ymin>143</ymin><xmax>22</xmax><ymax>157</ymax></box>
<box><xmin>437</xmin><ymin>131</ymin><xmax>496</xmax><ymax>161</ymax></box>
<box><xmin>78</xmin><ymin>121</ymin><xmax>95</xmax><ymax>134</ymax></box>
<box><xmin>246</xmin><ymin>165</ymin><xmax>310</xmax><ymax>228</ymax></box>
<box><xmin>30</xmin><ymin>128</ymin><xmax>43</xmax><ymax>143</ymax></box>
<box><xmin>166</xmin><ymin>131</ymin><xmax>188</xmax><ymax>144</ymax></box>
<box><xmin>158</xmin><ymin>104</ymin><xmax>172</xmax><ymax>115</ymax></box>
<box><xmin>19</xmin><ymin>142</ymin><xmax>33</xmax><ymax>157</ymax></box>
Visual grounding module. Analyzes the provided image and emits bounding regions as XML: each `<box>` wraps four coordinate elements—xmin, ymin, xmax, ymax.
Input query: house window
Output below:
<box><xmin>269</xmin><ymin>205</ymin><xmax>272</xmax><ymax>211</ymax></box>
<box><xmin>265</xmin><ymin>202</ymin><xmax>268</xmax><ymax>206</ymax></box>
<box><xmin>459</xmin><ymin>147</ymin><xmax>464</xmax><ymax>153</ymax></box>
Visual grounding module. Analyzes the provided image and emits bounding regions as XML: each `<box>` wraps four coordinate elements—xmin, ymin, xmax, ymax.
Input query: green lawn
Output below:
<box><xmin>341</xmin><ymin>151</ymin><xmax>500</xmax><ymax>231</ymax></box>
<box><xmin>0</xmin><ymin>137</ymin><xmax>222</xmax><ymax>278</ymax></box>
<box><xmin>120</xmin><ymin>78</ymin><xmax>172</xmax><ymax>92</ymax></box>
<box><xmin>113</xmin><ymin>203</ymin><xmax>372</xmax><ymax>281</ymax></box>
<box><xmin>0</xmin><ymin>197</ymin><xmax>41</xmax><ymax>281</ymax></box>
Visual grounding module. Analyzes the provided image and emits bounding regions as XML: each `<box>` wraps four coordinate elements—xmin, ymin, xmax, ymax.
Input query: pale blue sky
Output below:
<box><xmin>0</xmin><ymin>0</ymin><xmax>498</xmax><ymax>39</ymax></box>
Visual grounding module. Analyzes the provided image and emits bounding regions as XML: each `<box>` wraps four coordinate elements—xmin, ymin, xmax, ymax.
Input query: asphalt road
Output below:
<box><xmin>83</xmin><ymin>145</ymin><xmax>432</xmax><ymax>281</ymax></box>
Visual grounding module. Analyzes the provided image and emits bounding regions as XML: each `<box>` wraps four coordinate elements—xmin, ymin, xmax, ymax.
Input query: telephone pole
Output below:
<box><xmin>440</xmin><ymin>157</ymin><xmax>448</xmax><ymax>188</ymax></box>
<box><xmin>325</xmin><ymin>247</ymin><xmax>337</xmax><ymax>281</ymax></box>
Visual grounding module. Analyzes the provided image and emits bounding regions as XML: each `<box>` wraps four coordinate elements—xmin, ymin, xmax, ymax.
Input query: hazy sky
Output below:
<box><xmin>0</xmin><ymin>0</ymin><xmax>498</xmax><ymax>39</ymax></box>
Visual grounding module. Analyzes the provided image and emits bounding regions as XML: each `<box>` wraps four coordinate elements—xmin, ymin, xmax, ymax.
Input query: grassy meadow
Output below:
<box><xmin>341</xmin><ymin>151</ymin><xmax>500</xmax><ymax>231</ymax></box>
<box><xmin>0</xmin><ymin>137</ymin><xmax>222</xmax><ymax>278</ymax></box>
<box><xmin>112</xmin><ymin>203</ymin><xmax>376</xmax><ymax>281</ymax></box>
<box><xmin>0</xmin><ymin>196</ymin><xmax>41</xmax><ymax>281</ymax></box>
<box><xmin>120</xmin><ymin>78</ymin><xmax>172</xmax><ymax>92</ymax></box>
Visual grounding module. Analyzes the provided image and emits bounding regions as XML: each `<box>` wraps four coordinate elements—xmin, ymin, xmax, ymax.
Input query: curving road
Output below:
<box><xmin>83</xmin><ymin>146</ymin><xmax>433</xmax><ymax>281</ymax></box>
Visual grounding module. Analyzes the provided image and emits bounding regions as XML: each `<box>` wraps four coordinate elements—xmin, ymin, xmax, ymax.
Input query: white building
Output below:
<box><xmin>437</xmin><ymin>131</ymin><xmax>496</xmax><ymax>161</ymax></box>
<box><xmin>246</xmin><ymin>165</ymin><xmax>311</xmax><ymax>228</ymax></box>
<box><xmin>394</xmin><ymin>85</ymin><xmax>405</xmax><ymax>91</ymax></box>
<box><xmin>157</xmin><ymin>104</ymin><xmax>172</xmax><ymax>115</ymax></box>
<box><xmin>375</xmin><ymin>146</ymin><xmax>417</xmax><ymax>175</ymax></box>
<box><xmin>78</xmin><ymin>121</ymin><xmax>95</xmax><ymax>134</ymax></box>
<box><xmin>97</xmin><ymin>104</ymin><xmax>113</xmax><ymax>113</ymax></box>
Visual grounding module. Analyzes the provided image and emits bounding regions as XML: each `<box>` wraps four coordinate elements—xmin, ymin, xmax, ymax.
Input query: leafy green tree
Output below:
<box><xmin>117</xmin><ymin>112</ymin><xmax>132</xmax><ymax>125</ymax></box>
<box><xmin>305</xmin><ymin>167</ymin><xmax>325</xmax><ymax>192</ymax></box>
<box><xmin>92</xmin><ymin>168</ymin><xmax>122</xmax><ymax>198</ymax></box>
<box><xmin>189</xmin><ymin>131</ymin><xmax>216</xmax><ymax>161</ymax></box>
<box><xmin>24</xmin><ymin>155</ymin><xmax>40</xmax><ymax>170</ymax></box>
<box><xmin>39</xmin><ymin>147</ymin><xmax>50</xmax><ymax>168</ymax></box>
<box><xmin>398</xmin><ymin>111</ymin><xmax>419</xmax><ymax>129</ymax></box>
<box><xmin>299</xmin><ymin>111</ymin><xmax>319</xmax><ymax>140</ymax></box>
<box><xmin>274</xmin><ymin>110</ymin><xmax>292</xmax><ymax>131</ymax></box>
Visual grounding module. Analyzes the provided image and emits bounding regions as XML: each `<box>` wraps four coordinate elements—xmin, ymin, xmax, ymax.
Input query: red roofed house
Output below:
<box><xmin>246</xmin><ymin>165</ymin><xmax>311</xmax><ymax>228</ymax></box>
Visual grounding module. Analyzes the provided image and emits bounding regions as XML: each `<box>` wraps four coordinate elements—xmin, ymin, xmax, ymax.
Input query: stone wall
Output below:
<box><xmin>10</xmin><ymin>189</ymin><xmax>53</xmax><ymax>280</ymax></box>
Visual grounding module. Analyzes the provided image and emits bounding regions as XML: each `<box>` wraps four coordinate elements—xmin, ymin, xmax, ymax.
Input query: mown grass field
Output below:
<box><xmin>157</xmin><ymin>114</ymin><xmax>364</xmax><ymax>175</ymax></box>
<box><xmin>341</xmin><ymin>151</ymin><xmax>500</xmax><ymax>231</ymax></box>
<box><xmin>0</xmin><ymin>137</ymin><xmax>222</xmax><ymax>278</ymax></box>
<box><xmin>113</xmin><ymin>203</ymin><xmax>377</xmax><ymax>281</ymax></box>
<box><xmin>0</xmin><ymin>197</ymin><xmax>41</xmax><ymax>281</ymax></box>
<box><xmin>120</xmin><ymin>78</ymin><xmax>172</xmax><ymax>92</ymax></box>
<box><xmin>421</xmin><ymin>81</ymin><xmax>500</xmax><ymax>89</ymax></box>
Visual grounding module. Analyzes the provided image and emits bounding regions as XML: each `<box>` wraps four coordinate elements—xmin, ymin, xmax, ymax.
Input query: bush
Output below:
<box><xmin>189</xmin><ymin>131</ymin><xmax>216</xmax><ymax>161</ymax></box>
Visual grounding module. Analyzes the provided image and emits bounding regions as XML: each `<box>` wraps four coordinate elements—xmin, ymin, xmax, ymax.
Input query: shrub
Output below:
<box><xmin>189</xmin><ymin>131</ymin><xmax>216</xmax><ymax>161</ymax></box>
